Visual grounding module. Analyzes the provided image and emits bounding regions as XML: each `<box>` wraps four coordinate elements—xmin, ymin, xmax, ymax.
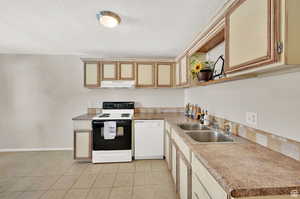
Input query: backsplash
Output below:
<box><xmin>135</xmin><ymin>107</ymin><xmax>184</xmax><ymax>113</ymax></box>
<box><xmin>87</xmin><ymin>107</ymin><xmax>184</xmax><ymax>114</ymax></box>
<box><xmin>210</xmin><ymin>115</ymin><xmax>300</xmax><ymax>161</ymax></box>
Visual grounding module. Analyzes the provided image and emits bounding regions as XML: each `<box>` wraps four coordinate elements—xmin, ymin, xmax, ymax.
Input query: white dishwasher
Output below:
<box><xmin>134</xmin><ymin>120</ymin><xmax>164</xmax><ymax>159</ymax></box>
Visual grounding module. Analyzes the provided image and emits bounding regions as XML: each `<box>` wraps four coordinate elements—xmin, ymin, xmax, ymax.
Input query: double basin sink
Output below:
<box><xmin>178</xmin><ymin>123</ymin><xmax>234</xmax><ymax>143</ymax></box>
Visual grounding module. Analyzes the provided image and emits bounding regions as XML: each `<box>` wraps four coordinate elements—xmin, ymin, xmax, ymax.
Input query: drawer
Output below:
<box><xmin>73</xmin><ymin>120</ymin><xmax>92</xmax><ymax>130</ymax></box>
<box><xmin>192</xmin><ymin>174</ymin><xmax>211</xmax><ymax>199</ymax></box>
<box><xmin>172</xmin><ymin>129</ymin><xmax>190</xmax><ymax>163</ymax></box>
<box><xmin>192</xmin><ymin>153</ymin><xmax>227</xmax><ymax>199</ymax></box>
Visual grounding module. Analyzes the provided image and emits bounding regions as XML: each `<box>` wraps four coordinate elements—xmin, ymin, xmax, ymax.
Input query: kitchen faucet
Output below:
<box><xmin>224</xmin><ymin>123</ymin><xmax>232</xmax><ymax>137</ymax></box>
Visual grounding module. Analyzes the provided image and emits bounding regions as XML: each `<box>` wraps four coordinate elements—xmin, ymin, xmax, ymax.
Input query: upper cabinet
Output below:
<box><xmin>136</xmin><ymin>63</ymin><xmax>155</xmax><ymax>87</ymax></box>
<box><xmin>157</xmin><ymin>63</ymin><xmax>173</xmax><ymax>88</ymax></box>
<box><xmin>225</xmin><ymin>0</ymin><xmax>279</xmax><ymax>73</ymax></box>
<box><xmin>84</xmin><ymin>62</ymin><xmax>100</xmax><ymax>88</ymax></box>
<box><xmin>119</xmin><ymin>62</ymin><xmax>135</xmax><ymax>80</ymax></box>
<box><xmin>175</xmin><ymin>62</ymin><xmax>181</xmax><ymax>86</ymax></box>
<box><xmin>225</xmin><ymin>0</ymin><xmax>300</xmax><ymax>74</ymax></box>
<box><xmin>180</xmin><ymin>55</ymin><xmax>189</xmax><ymax>86</ymax></box>
<box><xmin>102</xmin><ymin>62</ymin><xmax>118</xmax><ymax>80</ymax></box>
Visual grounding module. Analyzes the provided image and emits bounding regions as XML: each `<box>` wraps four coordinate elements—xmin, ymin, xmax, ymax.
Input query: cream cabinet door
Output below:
<box><xmin>74</xmin><ymin>130</ymin><xmax>92</xmax><ymax>160</ymax></box>
<box><xmin>171</xmin><ymin>142</ymin><xmax>177</xmax><ymax>190</ymax></box>
<box><xmin>84</xmin><ymin>62</ymin><xmax>100</xmax><ymax>88</ymax></box>
<box><xmin>225</xmin><ymin>0</ymin><xmax>279</xmax><ymax>73</ymax></box>
<box><xmin>157</xmin><ymin>63</ymin><xmax>172</xmax><ymax>87</ymax></box>
<box><xmin>179</xmin><ymin>155</ymin><xmax>190</xmax><ymax>199</ymax></box>
<box><xmin>119</xmin><ymin>62</ymin><xmax>135</xmax><ymax>80</ymax></box>
<box><xmin>175</xmin><ymin>62</ymin><xmax>181</xmax><ymax>86</ymax></box>
<box><xmin>180</xmin><ymin>55</ymin><xmax>188</xmax><ymax>85</ymax></box>
<box><xmin>192</xmin><ymin>175</ymin><xmax>211</xmax><ymax>199</ymax></box>
<box><xmin>165</xmin><ymin>131</ymin><xmax>171</xmax><ymax>170</ymax></box>
<box><xmin>102</xmin><ymin>62</ymin><xmax>118</xmax><ymax>80</ymax></box>
<box><xmin>136</xmin><ymin>63</ymin><xmax>155</xmax><ymax>87</ymax></box>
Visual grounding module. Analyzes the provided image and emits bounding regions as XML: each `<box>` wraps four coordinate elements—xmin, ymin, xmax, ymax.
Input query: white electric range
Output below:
<box><xmin>92</xmin><ymin>102</ymin><xmax>134</xmax><ymax>163</ymax></box>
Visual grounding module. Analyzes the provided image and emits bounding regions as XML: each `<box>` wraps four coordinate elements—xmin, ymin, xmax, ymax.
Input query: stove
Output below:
<box><xmin>93</xmin><ymin>102</ymin><xmax>134</xmax><ymax>120</ymax></box>
<box><xmin>92</xmin><ymin>102</ymin><xmax>135</xmax><ymax>163</ymax></box>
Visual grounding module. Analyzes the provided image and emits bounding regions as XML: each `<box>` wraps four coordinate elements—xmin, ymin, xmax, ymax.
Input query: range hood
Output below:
<box><xmin>101</xmin><ymin>80</ymin><xmax>135</xmax><ymax>88</ymax></box>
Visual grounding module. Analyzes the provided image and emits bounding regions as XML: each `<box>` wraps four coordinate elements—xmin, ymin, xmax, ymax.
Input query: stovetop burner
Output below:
<box><xmin>99</xmin><ymin>113</ymin><xmax>110</xmax><ymax>118</ymax></box>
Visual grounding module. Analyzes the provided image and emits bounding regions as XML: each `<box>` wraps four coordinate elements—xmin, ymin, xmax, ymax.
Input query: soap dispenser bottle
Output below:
<box><xmin>204</xmin><ymin>110</ymin><xmax>210</xmax><ymax>126</ymax></box>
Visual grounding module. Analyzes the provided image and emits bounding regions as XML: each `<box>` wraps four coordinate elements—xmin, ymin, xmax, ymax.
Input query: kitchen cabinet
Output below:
<box><xmin>180</xmin><ymin>55</ymin><xmax>188</xmax><ymax>86</ymax></box>
<box><xmin>136</xmin><ymin>63</ymin><xmax>155</xmax><ymax>87</ymax></box>
<box><xmin>84</xmin><ymin>62</ymin><xmax>100</xmax><ymax>88</ymax></box>
<box><xmin>225</xmin><ymin>0</ymin><xmax>278</xmax><ymax>73</ymax></box>
<box><xmin>171</xmin><ymin>140</ymin><xmax>178</xmax><ymax>188</ymax></box>
<box><xmin>119</xmin><ymin>62</ymin><xmax>135</xmax><ymax>80</ymax></box>
<box><xmin>157</xmin><ymin>63</ymin><xmax>173</xmax><ymax>87</ymax></box>
<box><xmin>164</xmin><ymin>123</ymin><xmax>171</xmax><ymax>170</ymax></box>
<box><xmin>134</xmin><ymin>120</ymin><xmax>164</xmax><ymax>159</ymax></box>
<box><xmin>102</xmin><ymin>61</ymin><xmax>118</xmax><ymax>80</ymax></box>
<box><xmin>74</xmin><ymin>130</ymin><xmax>92</xmax><ymax>160</ymax></box>
<box><xmin>192</xmin><ymin>152</ymin><xmax>227</xmax><ymax>199</ymax></box>
<box><xmin>192</xmin><ymin>174</ymin><xmax>211</xmax><ymax>199</ymax></box>
<box><xmin>165</xmin><ymin>132</ymin><xmax>171</xmax><ymax>169</ymax></box>
<box><xmin>73</xmin><ymin>120</ymin><xmax>92</xmax><ymax>160</ymax></box>
<box><xmin>175</xmin><ymin>62</ymin><xmax>181</xmax><ymax>86</ymax></box>
<box><xmin>178</xmin><ymin>151</ymin><xmax>191</xmax><ymax>199</ymax></box>
<box><xmin>225</xmin><ymin>0</ymin><xmax>300</xmax><ymax>74</ymax></box>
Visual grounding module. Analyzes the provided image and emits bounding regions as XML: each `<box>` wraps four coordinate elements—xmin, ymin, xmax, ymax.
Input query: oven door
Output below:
<box><xmin>92</xmin><ymin>120</ymin><xmax>132</xmax><ymax>151</ymax></box>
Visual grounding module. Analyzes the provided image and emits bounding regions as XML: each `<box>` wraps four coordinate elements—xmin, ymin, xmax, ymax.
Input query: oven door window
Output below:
<box><xmin>93</xmin><ymin>120</ymin><xmax>132</xmax><ymax>151</ymax></box>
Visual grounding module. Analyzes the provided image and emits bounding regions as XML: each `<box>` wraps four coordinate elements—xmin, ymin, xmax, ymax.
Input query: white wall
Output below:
<box><xmin>185</xmin><ymin>72</ymin><xmax>300</xmax><ymax>142</ymax></box>
<box><xmin>0</xmin><ymin>54</ymin><xmax>184</xmax><ymax>150</ymax></box>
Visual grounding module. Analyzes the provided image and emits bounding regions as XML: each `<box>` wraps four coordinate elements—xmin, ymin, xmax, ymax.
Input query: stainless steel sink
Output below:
<box><xmin>178</xmin><ymin>123</ymin><xmax>210</xmax><ymax>131</ymax></box>
<box><xmin>186</xmin><ymin>131</ymin><xmax>234</xmax><ymax>143</ymax></box>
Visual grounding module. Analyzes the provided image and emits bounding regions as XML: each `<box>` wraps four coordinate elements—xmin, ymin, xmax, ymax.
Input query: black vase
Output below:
<box><xmin>197</xmin><ymin>69</ymin><xmax>213</xmax><ymax>82</ymax></box>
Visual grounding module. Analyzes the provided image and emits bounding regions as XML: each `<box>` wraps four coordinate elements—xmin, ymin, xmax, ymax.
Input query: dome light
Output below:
<box><xmin>96</xmin><ymin>11</ymin><xmax>121</xmax><ymax>28</ymax></box>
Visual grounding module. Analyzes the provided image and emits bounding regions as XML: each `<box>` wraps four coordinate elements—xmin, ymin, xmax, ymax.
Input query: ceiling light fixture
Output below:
<box><xmin>96</xmin><ymin>11</ymin><xmax>121</xmax><ymax>28</ymax></box>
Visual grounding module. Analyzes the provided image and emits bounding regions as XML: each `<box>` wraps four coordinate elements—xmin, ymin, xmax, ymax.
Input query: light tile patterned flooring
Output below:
<box><xmin>0</xmin><ymin>151</ymin><xmax>176</xmax><ymax>199</ymax></box>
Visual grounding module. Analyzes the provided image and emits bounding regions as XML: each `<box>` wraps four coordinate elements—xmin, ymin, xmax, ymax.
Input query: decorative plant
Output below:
<box><xmin>190</xmin><ymin>60</ymin><xmax>214</xmax><ymax>80</ymax></box>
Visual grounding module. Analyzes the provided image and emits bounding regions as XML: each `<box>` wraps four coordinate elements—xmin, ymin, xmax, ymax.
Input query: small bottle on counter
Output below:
<box><xmin>204</xmin><ymin>110</ymin><xmax>210</xmax><ymax>126</ymax></box>
<box><xmin>196</xmin><ymin>107</ymin><xmax>202</xmax><ymax>120</ymax></box>
<box><xmin>185</xmin><ymin>103</ymin><xmax>190</xmax><ymax>116</ymax></box>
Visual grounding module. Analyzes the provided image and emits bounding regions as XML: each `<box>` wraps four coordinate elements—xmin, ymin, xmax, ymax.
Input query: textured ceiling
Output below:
<box><xmin>0</xmin><ymin>0</ymin><xmax>227</xmax><ymax>58</ymax></box>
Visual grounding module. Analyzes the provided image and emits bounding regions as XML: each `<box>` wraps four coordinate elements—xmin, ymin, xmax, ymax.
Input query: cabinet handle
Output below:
<box><xmin>194</xmin><ymin>192</ymin><xmax>200</xmax><ymax>199</ymax></box>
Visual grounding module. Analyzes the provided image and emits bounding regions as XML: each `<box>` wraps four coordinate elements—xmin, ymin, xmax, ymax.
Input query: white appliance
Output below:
<box><xmin>101</xmin><ymin>80</ymin><xmax>135</xmax><ymax>88</ymax></box>
<box><xmin>92</xmin><ymin>102</ymin><xmax>134</xmax><ymax>163</ymax></box>
<box><xmin>134</xmin><ymin>120</ymin><xmax>164</xmax><ymax>159</ymax></box>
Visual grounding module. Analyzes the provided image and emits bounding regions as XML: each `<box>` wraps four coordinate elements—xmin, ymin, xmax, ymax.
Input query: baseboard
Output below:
<box><xmin>0</xmin><ymin>148</ymin><xmax>73</xmax><ymax>152</ymax></box>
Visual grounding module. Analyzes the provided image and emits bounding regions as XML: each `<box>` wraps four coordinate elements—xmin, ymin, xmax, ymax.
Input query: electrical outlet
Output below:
<box><xmin>96</xmin><ymin>100</ymin><xmax>102</xmax><ymax>108</ymax></box>
<box><xmin>246</xmin><ymin>112</ymin><xmax>258</xmax><ymax>126</ymax></box>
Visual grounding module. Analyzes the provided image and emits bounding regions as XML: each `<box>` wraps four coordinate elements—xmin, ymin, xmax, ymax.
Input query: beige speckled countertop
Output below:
<box><xmin>73</xmin><ymin>112</ymin><xmax>300</xmax><ymax>197</ymax></box>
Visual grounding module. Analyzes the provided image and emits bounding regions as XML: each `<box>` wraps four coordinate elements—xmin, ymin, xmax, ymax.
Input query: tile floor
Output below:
<box><xmin>0</xmin><ymin>151</ymin><xmax>176</xmax><ymax>199</ymax></box>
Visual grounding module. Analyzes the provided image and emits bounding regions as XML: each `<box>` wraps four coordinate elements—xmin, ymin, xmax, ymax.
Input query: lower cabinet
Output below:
<box><xmin>164</xmin><ymin>130</ymin><xmax>171</xmax><ymax>170</ymax></box>
<box><xmin>171</xmin><ymin>141</ymin><xmax>178</xmax><ymax>189</ymax></box>
<box><xmin>178</xmin><ymin>152</ymin><xmax>191</xmax><ymax>199</ymax></box>
<box><xmin>74</xmin><ymin>130</ymin><xmax>92</xmax><ymax>160</ymax></box>
<box><xmin>192</xmin><ymin>174</ymin><xmax>211</xmax><ymax>199</ymax></box>
<box><xmin>192</xmin><ymin>153</ymin><xmax>227</xmax><ymax>199</ymax></box>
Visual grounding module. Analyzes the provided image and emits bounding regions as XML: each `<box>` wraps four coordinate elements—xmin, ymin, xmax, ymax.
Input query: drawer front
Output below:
<box><xmin>73</xmin><ymin>120</ymin><xmax>92</xmax><ymax>130</ymax></box>
<box><xmin>192</xmin><ymin>153</ymin><xmax>227</xmax><ymax>199</ymax></box>
<box><xmin>192</xmin><ymin>175</ymin><xmax>211</xmax><ymax>199</ymax></box>
<box><xmin>172</xmin><ymin>130</ymin><xmax>190</xmax><ymax>162</ymax></box>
